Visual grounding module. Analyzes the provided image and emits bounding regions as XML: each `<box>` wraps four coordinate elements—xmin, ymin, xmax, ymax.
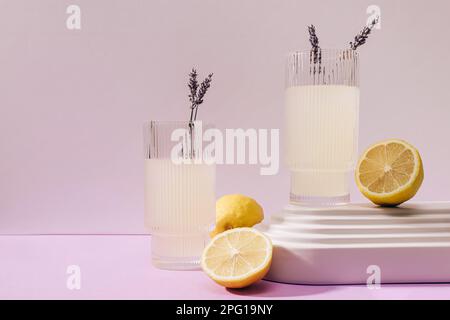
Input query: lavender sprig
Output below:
<box><xmin>308</xmin><ymin>24</ymin><xmax>321</xmax><ymax>64</ymax></box>
<box><xmin>188</xmin><ymin>69</ymin><xmax>213</xmax><ymax>123</ymax></box>
<box><xmin>350</xmin><ymin>16</ymin><xmax>379</xmax><ymax>50</ymax></box>
<box><xmin>196</xmin><ymin>73</ymin><xmax>213</xmax><ymax>105</ymax></box>
<box><xmin>188</xmin><ymin>68</ymin><xmax>198</xmax><ymax>105</ymax></box>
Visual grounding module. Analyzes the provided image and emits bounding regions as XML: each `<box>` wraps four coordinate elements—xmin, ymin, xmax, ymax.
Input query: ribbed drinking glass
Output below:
<box><xmin>144</xmin><ymin>120</ymin><xmax>215</xmax><ymax>270</ymax></box>
<box><xmin>285</xmin><ymin>49</ymin><xmax>359</xmax><ymax>205</ymax></box>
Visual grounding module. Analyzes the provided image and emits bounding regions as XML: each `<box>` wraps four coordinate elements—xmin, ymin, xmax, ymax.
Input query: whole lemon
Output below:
<box><xmin>211</xmin><ymin>194</ymin><xmax>264</xmax><ymax>237</ymax></box>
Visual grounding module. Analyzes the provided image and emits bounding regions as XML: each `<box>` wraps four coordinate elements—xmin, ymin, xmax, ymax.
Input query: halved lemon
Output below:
<box><xmin>201</xmin><ymin>227</ymin><xmax>272</xmax><ymax>288</ymax></box>
<box><xmin>355</xmin><ymin>139</ymin><xmax>424</xmax><ymax>206</ymax></box>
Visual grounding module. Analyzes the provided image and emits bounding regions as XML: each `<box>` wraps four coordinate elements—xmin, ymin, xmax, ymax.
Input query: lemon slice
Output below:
<box><xmin>201</xmin><ymin>227</ymin><xmax>272</xmax><ymax>288</ymax></box>
<box><xmin>355</xmin><ymin>139</ymin><xmax>424</xmax><ymax>206</ymax></box>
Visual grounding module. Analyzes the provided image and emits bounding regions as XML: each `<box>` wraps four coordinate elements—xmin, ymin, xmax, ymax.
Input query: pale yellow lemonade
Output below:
<box><xmin>145</xmin><ymin>158</ymin><xmax>215</xmax><ymax>268</ymax></box>
<box><xmin>285</xmin><ymin>85</ymin><xmax>360</xmax><ymax>201</ymax></box>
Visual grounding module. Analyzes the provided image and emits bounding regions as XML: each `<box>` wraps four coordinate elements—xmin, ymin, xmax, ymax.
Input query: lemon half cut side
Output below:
<box><xmin>355</xmin><ymin>139</ymin><xmax>424</xmax><ymax>206</ymax></box>
<box><xmin>201</xmin><ymin>227</ymin><xmax>272</xmax><ymax>288</ymax></box>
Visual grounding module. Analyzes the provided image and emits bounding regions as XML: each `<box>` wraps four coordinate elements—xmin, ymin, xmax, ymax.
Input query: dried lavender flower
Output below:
<box><xmin>194</xmin><ymin>73</ymin><xmax>213</xmax><ymax>121</ymax></box>
<box><xmin>196</xmin><ymin>73</ymin><xmax>213</xmax><ymax>105</ymax></box>
<box><xmin>187</xmin><ymin>69</ymin><xmax>213</xmax><ymax>123</ymax></box>
<box><xmin>308</xmin><ymin>24</ymin><xmax>321</xmax><ymax>64</ymax></box>
<box><xmin>350</xmin><ymin>16</ymin><xmax>379</xmax><ymax>50</ymax></box>
<box><xmin>188</xmin><ymin>68</ymin><xmax>198</xmax><ymax>106</ymax></box>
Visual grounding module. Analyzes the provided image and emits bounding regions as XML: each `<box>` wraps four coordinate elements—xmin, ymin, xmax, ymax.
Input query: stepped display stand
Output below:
<box><xmin>262</xmin><ymin>202</ymin><xmax>450</xmax><ymax>284</ymax></box>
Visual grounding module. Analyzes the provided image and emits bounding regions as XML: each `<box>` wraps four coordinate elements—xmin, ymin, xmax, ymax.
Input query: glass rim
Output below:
<box><xmin>143</xmin><ymin>120</ymin><xmax>215</xmax><ymax>160</ymax></box>
<box><xmin>143</xmin><ymin>120</ymin><xmax>215</xmax><ymax>126</ymax></box>
<box><xmin>286</xmin><ymin>48</ymin><xmax>359</xmax><ymax>59</ymax></box>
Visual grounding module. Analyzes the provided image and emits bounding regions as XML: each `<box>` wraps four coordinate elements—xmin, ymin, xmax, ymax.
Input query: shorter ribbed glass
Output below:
<box><xmin>285</xmin><ymin>49</ymin><xmax>360</xmax><ymax>205</ymax></box>
<box><xmin>144</xmin><ymin>121</ymin><xmax>215</xmax><ymax>270</ymax></box>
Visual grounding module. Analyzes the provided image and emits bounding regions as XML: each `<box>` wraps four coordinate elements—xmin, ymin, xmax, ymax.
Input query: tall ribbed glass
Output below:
<box><xmin>285</xmin><ymin>49</ymin><xmax>359</xmax><ymax>205</ymax></box>
<box><xmin>144</xmin><ymin>121</ymin><xmax>215</xmax><ymax>270</ymax></box>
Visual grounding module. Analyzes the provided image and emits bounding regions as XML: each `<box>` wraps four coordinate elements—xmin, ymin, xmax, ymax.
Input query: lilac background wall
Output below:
<box><xmin>0</xmin><ymin>0</ymin><xmax>449</xmax><ymax>234</ymax></box>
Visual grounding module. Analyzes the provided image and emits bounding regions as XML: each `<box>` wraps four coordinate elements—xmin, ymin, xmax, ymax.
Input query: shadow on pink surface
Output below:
<box><xmin>227</xmin><ymin>281</ymin><xmax>450</xmax><ymax>299</ymax></box>
<box><xmin>226</xmin><ymin>280</ymin><xmax>335</xmax><ymax>298</ymax></box>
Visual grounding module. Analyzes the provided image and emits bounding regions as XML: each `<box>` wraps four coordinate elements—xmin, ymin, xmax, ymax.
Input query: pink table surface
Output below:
<box><xmin>1</xmin><ymin>235</ymin><xmax>450</xmax><ymax>300</ymax></box>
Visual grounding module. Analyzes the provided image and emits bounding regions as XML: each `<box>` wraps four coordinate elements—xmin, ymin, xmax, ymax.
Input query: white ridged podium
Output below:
<box><xmin>261</xmin><ymin>202</ymin><xmax>450</xmax><ymax>285</ymax></box>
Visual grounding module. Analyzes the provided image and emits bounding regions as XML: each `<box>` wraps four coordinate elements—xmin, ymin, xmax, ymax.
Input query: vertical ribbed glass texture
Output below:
<box><xmin>285</xmin><ymin>49</ymin><xmax>360</xmax><ymax>205</ymax></box>
<box><xmin>144</xmin><ymin>121</ymin><xmax>215</xmax><ymax>270</ymax></box>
